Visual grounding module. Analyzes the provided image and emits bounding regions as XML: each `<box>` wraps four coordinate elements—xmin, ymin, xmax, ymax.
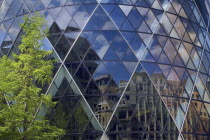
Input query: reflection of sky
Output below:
<box><xmin>0</xmin><ymin>1</ymin><xmax>9</xmax><ymax>20</ymax></box>
<box><xmin>56</xmin><ymin>8</ymin><xmax>71</xmax><ymax>31</ymax></box>
<box><xmin>73</xmin><ymin>6</ymin><xmax>89</xmax><ymax>29</ymax></box>
<box><xmin>40</xmin><ymin>37</ymin><xmax>53</xmax><ymax>51</ymax></box>
<box><xmin>91</xmin><ymin>34</ymin><xmax>109</xmax><ymax>59</ymax></box>
<box><xmin>103</xmin><ymin>61</ymin><xmax>130</xmax><ymax>86</ymax></box>
<box><xmin>0</xmin><ymin>24</ymin><xmax>7</xmax><ymax>45</ymax></box>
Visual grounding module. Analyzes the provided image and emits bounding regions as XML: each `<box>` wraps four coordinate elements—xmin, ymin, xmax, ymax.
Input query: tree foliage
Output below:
<box><xmin>0</xmin><ymin>13</ymin><xmax>64</xmax><ymax>139</ymax></box>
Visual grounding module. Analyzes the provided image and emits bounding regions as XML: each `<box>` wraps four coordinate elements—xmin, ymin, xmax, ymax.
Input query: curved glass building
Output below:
<box><xmin>0</xmin><ymin>0</ymin><xmax>210</xmax><ymax>139</ymax></box>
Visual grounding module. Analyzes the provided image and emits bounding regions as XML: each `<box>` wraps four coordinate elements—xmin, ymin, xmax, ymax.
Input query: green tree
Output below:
<box><xmin>0</xmin><ymin>13</ymin><xmax>64</xmax><ymax>139</ymax></box>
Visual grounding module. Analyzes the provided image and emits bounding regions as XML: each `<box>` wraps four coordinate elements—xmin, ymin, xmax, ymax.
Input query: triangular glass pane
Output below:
<box><xmin>141</xmin><ymin>49</ymin><xmax>155</xmax><ymax>62</ymax></box>
<box><xmin>81</xmin><ymin>117</ymin><xmax>103</xmax><ymax>139</ymax></box>
<box><xmin>66</xmin><ymin>100</ymin><xmax>91</xmax><ymax>134</ymax></box>
<box><xmin>48</xmin><ymin>0</ymin><xmax>63</xmax><ymax>8</ymax></box>
<box><xmin>110</xmin><ymin>5</ymin><xmax>126</xmax><ymax>28</ymax></box>
<box><xmin>84</xmin><ymin>48</ymin><xmax>100</xmax><ymax>61</ymax></box>
<box><xmin>147</xmin><ymin>37</ymin><xmax>162</xmax><ymax>61</ymax></box>
<box><xmin>135</xmin><ymin>0</ymin><xmax>149</xmax><ymax>7</ymax></box>
<box><xmin>74</xmin><ymin>63</ymin><xmax>91</xmax><ymax>92</ymax></box>
<box><xmin>144</xmin><ymin>10</ymin><xmax>159</xmax><ymax>32</ymax></box>
<box><xmin>155</xmin><ymin>35</ymin><xmax>168</xmax><ymax>48</ymax></box>
<box><xmin>128</xmin><ymin>7</ymin><xmax>143</xmax><ymax>30</ymax></box>
<box><xmin>141</xmin><ymin>62</ymin><xmax>155</xmax><ymax>76</ymax></box>
<box><xmin>166</xmin><ymin>13</ymin><xmax>177</xmax><ymax>24</ymax></box>
<box><xmin>91</xmin><ymin>33</ymin><xmax>110</xmax><ymax>59</ymax></box>
<box><xmin>138</xmin><ymin>21</ymin><xmax>152</xmax><ymax>33</ymax></box>
<box><xmin>85</xmin><ymin>6</ymin><xmax>109</xmax><ymax>30</ymax></box>
<box><xmin>130</xmin><ymin>34</ymin><xmax>146</xmax><ymax>60</ymax></box>
<box><xmin>55</xmin><ymin>8</ymin><xmax>72</xmax><ymax>31</ymax></box>
<box><xmin>49</xmin><ymin>22</ymin><xmax>62</xmax><ymax>34</ymax></box>
<box><xmin>34</xmin><ymin>0</ymin><xmax>45</xmax><ymax>10</ymax></box>
<box><xmin>47</xmin><ymin>7</ymin><xmax>62</xmax><ymax>19</ymax></box>
<box><xmin>102</xmin><ymin>18</ymin><xmax>118</xmax><ymax>30</ymax></box>
<box><xmin>158</xmin><ymin>51</ymin><xmax>171</xmax><ymax>64</ymax></box>
<box><xmin>164</xmin><ymin>39</ymin><xmax>177</xmax><ymax>63</ymax></box>
<box><xmin>100</xmin><ymin>4</ymin><xmax>116</xmax><ymax>15</ymax></box>
<box><xmin>17</xmin><ymin>3</ymin><xmax>29</xmax><ymax>16</ymax></box>
<box><xmin>65</xmin><ymin>5</ymin><xmax>80</xmax><ymax>17</ymax></box>
<box><xmin>154</xmin><ymin>24</ymin><xmax>167</xmax><ymax>35</ymax></box>
<box><xmin>54</xmin><ymin>35</ymin><xmax>71</xmax><ymax>60</ymax></box>
<box><xmin>82</xmin><ymin>4</ymin><xmax>97</xmax><ymax>14</ymax></box>
<box><xmin>122</xmin><ymin>47</ymin><xmax>138</xmax><ymax>61</ymax></box>
<box><xmin>119</xmin><ymin>5</ymin><xmax>133</xmax><ymax>16</ymax></box>
<box><xmin>152</xmin><ymin>0</ymin><xmax>163</xmax><ymax>10</ymax></box>
<box><xmin>103</xmin><ymin>47</ymin><xmax>120</xmax><ymax>61</ymax></box>
<box><xmin>120</xmin><ymin>19</ymin><xmax>135</xmax><ymax>31</ymax></box>
<box><xmin>110</xmin><ymin>34</ymin><xmax>129</xmax><ymax>60</ymax></box>
<box><xmin>158</xmin><ymin>64</ymin><xmax>171</xmax><ymax>79</ymax></box>
<box><xmin>121</xmin><ymin>31</ymin><xmax>135</xmax><ymax>44</ymax></box>
<box><xmin>138</xmin><ymin>33</ymin><xmax>152</xmax><ymax>46</ymax></box>
<box><xmin>136</xmin><ymin>7</ymin><xmax>149</xmax><ymax>18</ymax></box>
<box><xmin>73</xmin><ymin>5</ymin><xmax>90</xmax><ymax>29</ymax></box>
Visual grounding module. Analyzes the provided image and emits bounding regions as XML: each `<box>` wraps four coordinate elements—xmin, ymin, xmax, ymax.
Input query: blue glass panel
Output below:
<box><xmin>103</xmin><ymin>61</ymin><xmax>130</xmax><ymax>85</ymax></box>
<box><xmin>91</xmin><ymin>33</ymin><xmax>110</xmax><ymax>59</ymax></box>
<box><xmin>101</xmin><ymin>4</ymin><xmax>116</xmax><ymax>15</ymax></box>
<box><xmin>84</xmin><ymin>6</ymin><xmax>109</xmax><ymax>30</ymax></box>
<box><xmin>73</xmin><ymin>5</ymin><xmax>90</xmax><ymax>29</ymax></box>
<box><xmin>120</xmin><ymin>19</ymin><xmax>135</xmax><ymax>31</ymax></box>
<box><xmin>121</xmin><ymin>31</ymin><xmax>135</xmax><ymax>44</ymax></box>
<box><xmin>122</xmin><ymin>48</ymin><xmax>138</xmax><ymax>61</ymax></box>
<box><xmin>110</xmin><ymin>6</ymin><xmax>126</xmax><ymax>28</ymax></box>
<box><xmin>128</xmin><ymin>7</ymin><xmax>143</xmax><ymax>30</ymax></box>
<box><xmin>110</xmin><ymin>34</ymin><xmax>128</xmax><ymax>59</ymax></box>
<box><xmin>82</xmin><ymin>4</ymin><xmax>97</xmax><ymax>15</ymax></box>
<box><xmin>103</xmin><ymin>47</ymin><xmax>120</xmax><ymax>61</ymax></box>
<box><xmin>49</xmin><ymin>0</ymin><xmax>62</xmax><ymax>7</ymax></box>
<box><xmin>101</xmin><ymin>31</ymin><xmax>118</xmax><ymax>43</ymax></box>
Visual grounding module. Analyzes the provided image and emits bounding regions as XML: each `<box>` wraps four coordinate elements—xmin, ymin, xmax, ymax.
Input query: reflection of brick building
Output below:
<box><xmin>104</xmin><ymin>72</ymin><xmax>178</xmax><ymax>139</ymax></box>
<box><xmin>94</xmin><ymin>74</ymin><xmax>119</xmax><ymax>128</ymax></box>
<box><xmin>183</xmin><ymin>91</ymin><xmax>210</xmax><ymax>140</ymax></box>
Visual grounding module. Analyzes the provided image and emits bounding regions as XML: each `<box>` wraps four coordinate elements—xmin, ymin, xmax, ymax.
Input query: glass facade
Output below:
<box><xmin>0</xmin><ymin>0</ymin><xmax>210</xmax><ymax>139</ymax></box>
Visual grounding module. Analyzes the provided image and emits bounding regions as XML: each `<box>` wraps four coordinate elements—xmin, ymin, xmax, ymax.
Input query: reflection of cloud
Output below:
<box><xmin>119</xmin><ymin>5</ymin><xmax>132</xmax><ymax>16</ymax></box>
<box><xmin>102</xmin><ymin>20</ymin><xmax>116</xmax><ymax>30</ymax></box>
<box><xmin>73</xmin><ymin>7</ymin><xmax>89</xmax><ymax>29</ymax></box>
<box><xmin>0</xmin><ymin>1</ymin><xmax>9</xmax><ymax>18</ymax></box>
<box><xmin>92</xmin><ymin>34</ymin><xmax>109</xmax><ymax>58</ymax></box>
<box><xmin>56</xmin><ymin>8</ymin><xmax>71</xmax><ymax>30</ymax></box>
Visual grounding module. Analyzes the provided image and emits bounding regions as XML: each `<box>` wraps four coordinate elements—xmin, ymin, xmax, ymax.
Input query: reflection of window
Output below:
<box><xmin>96</xmin><ymin>114</ymin><xmax>101</xmax><ymax>123</ymax></box>
<box><xmin>160</xmin><ymin>86</ymin><xmax>163</xmax><ymax>91</ymax></box>
<box><xmin>155</xmin><ymin>79</ymin><xmax>158</xmax><ymax>84</ymax></box>
<box><xmin>194</xmin><ymin>102</ymin><xmax>198</xmax><ymax>107</ymax></box>
<box><xmin>119</xmin><ymin>111</ymin><xmax>126</xmax><ymax>119</ymax></box>
<box><xmin>98</xmin><ymin>105</ymin><xmax>102</xmax><ymax>111</ymax></box>
<box><xmin>102</xmin><ymin>117</ymin><xmax>105</xmax><ymax>125</ymax></box>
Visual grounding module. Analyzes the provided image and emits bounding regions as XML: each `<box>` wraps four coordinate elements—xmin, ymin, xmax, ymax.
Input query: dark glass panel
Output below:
<box><xmin>54</xmin><ymin>35</ymin><xmax>71</xmax><ymax>60</ymax></box>
<box><xmin>74</xmin><ymin>63</ymin><xmax>91</xmax><ymax>92</ymax></box>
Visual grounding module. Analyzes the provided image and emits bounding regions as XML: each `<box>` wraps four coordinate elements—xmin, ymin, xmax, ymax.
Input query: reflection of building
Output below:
<box><xmin>1</xmin><ymin>0</ymin><xmax>210</xmax><ymax>140</ymax></box>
